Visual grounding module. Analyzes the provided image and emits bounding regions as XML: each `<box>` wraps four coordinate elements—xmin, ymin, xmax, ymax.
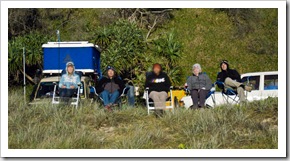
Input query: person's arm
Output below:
<box><xmin>117</xmin><ymin>78</ymin><xmax>126</xmax><ymax>94</ymax></box>
<box><xmin>96</xmin><ymin>78</ymin><xmax>105</xmax><ymax>94</ymax></box>
<box><xmin>59</xmin><ymin>75</ymin><xmax>65</xmax><ymax>88</ymax></box>
<box><xmin>186</xmin><ymin>76</ymin><xmax>192</xmax><ymax>90</ymax></box>
<box><xmin>216</xmin><ymin>72</ymin><xmax>222</xmax><ymax>82</ymax></box>
<box><xmin>205</xmin><ymin>74</ymin><xmax>212</xmax><ymax>90</ymax></box>
<box><xmin>164</xmin><ymin>74</ymin><xmax>171</xmax><ymax>90</ymax></box>
<box><xmin>233</xmin><ymin>70</ymin><xmax>241</xmax><ymax>82</ymax></box>
<box><xmin>216</xmin><ymin>73</ymin><xmax>224</xmax><ymax>89</ymax></box>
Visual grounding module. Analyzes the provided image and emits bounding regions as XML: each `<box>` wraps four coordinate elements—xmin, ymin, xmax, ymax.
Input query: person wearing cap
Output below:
<box><xmin>96</xmin><ymin>66</ymin><xmax>125</xmax><ymax>111</ymax></box>
<box><xmin>217</xmin><ymin>60</ymin><xmax>252</xmax><ymax>102</ymax></box>
<box><xmin>59</xmin><ymin>61</ymin><xmax>81</xmax><ymax>99</ymax></box>
<box><xmin>145</xmin><ymin>63</ymin><xmax>171</xmax><ymax>115</ymax></box>
<box><xmin>186</xmin><ymin>63</ymin><xmax>212</xmax><ymax>109</ymax></box>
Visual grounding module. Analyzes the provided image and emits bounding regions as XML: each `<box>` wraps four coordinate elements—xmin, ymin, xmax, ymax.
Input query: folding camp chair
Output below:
<box><xmin>89</xmin><ymin>86</ymin><xmax>130</xmax><ymax>109</ymax></box>
<box><xmin>52</xmin><ymin>70</ymin><xmax>83</xmax><ymax>109</ymax></box>
<box><xmin>145</xmin><ymin>86</ymin><xmax>174</xmax><ymax>115</ymax></box>
<box><xmin>215</xmin><ymin>75</ymin><xmax>251</xmax><ymax>104</ymax></box>
<box><xmin>184</xmin><ymin>84</ymin><xmax>216</xmax><ymax>108</ymax></box>
<box><xmin>215</xmin><ymin>81</ymin><xmax>239</xmax><ymax>104</ymax></box>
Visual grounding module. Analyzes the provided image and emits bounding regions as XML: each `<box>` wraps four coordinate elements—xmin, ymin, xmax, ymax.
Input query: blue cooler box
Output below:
<box><xmin>42</xmin><ymin>41</ymin><xmax>101</xmax><ymax>75</ymax></box>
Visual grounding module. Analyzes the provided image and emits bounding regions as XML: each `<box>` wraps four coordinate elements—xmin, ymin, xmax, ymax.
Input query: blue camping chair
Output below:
<box><xmin>185</xmin><ymin>84</ymin><xmax>216</xmax><ymax>108</ymax></box>
<box><xmin>89</xmin><ymin>77</ymin><xmax>130</xmax><ymax>109</ymax></box>
<box><xmin>185</xmin><ymin>73</ymin><xmax>216</xmax><ymax>108</ymax></box>
<box><xmin>215</xmin><ymin>81</ymin><xmax>239</xmax><ymax>104</ymax></box>
<box><xmin>215</xmin><ymin>75</ymin><xmax>250</xmax><ymax>104</ymax></box>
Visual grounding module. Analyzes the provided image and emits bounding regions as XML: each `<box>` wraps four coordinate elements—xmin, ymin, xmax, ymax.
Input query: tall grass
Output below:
<box><xmin>8</xmin><ymin>89</ymin><xmax>278</xmax><ymax>149</ymax></box>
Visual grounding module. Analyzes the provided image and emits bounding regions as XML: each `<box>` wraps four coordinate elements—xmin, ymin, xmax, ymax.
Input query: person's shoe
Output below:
<box><xmin>105</xmin><ymin>105</ymin><xmax>112</xmax><ymax>112</ymax></box>
<box><xmin>244</xmin><ymin>85</ymin><xmax>252</xmax><ymax>92</ymax></box>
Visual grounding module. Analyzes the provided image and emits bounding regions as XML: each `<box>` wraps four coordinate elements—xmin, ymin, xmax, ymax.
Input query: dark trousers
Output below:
<box><xmin>59</xmin><ymin>88</ymin><xmax>77</xmax><ymax>103</ymax></box>
<box><xmin>190</xmin><ymin>89</ymin><xmax>209</xmax><ymax>108</ymax></box>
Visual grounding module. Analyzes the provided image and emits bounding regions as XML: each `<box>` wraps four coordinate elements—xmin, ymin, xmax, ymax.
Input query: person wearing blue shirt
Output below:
<box><xmin>59</xmin><ymin>62</ymin><xmax>81</xmax><ymax>101</ymax></box>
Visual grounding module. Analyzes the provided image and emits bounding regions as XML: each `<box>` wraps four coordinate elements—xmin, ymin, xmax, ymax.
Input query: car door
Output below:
<box><xmin>241</xmin><ymin>75</ymin><xmax>262</xmax><ymax>101</ymax></box>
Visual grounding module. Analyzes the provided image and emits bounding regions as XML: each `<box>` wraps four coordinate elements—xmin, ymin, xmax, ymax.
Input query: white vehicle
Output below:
<box><xmin>181</xmin><ymin>71</ymin><xmax>278</xmax><ymax>108</ymax></box>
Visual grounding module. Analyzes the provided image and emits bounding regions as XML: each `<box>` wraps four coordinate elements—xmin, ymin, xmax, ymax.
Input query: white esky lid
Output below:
<box><xmin>42</xmin><ymin>41</ymin><xmax>99</xmax><ymax>48</ymax></box>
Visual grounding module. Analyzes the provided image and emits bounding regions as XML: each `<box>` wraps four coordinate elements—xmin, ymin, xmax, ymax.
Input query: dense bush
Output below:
<box><xmin>8</xmin><ymin>8</ymin><xmax>278</xmax><ymax>87</ymax></box>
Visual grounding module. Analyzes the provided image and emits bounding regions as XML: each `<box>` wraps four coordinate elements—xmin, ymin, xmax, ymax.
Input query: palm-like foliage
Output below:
<box><xmin>152</xmin><ymin>31</ymin><xmax>183</xmax><ymax>85</ymax></box>
<box><xmin>8</xmin><ymin>32</ymin><xmax>51</xmax><ymax>83</ymax></box>
<box><xmin>93</xmin><ymin>20</ymin><xmax>183</xmax><ymax>87</ymax></box>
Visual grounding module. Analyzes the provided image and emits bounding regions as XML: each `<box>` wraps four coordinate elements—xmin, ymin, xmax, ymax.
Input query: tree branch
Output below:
<box><xmin>146</xmin><ymin>16</ymin><xmax>158</xmax><ymax>41</ymax></box>
<box><xmin>19</xmin><ymin>69</ymin><xmax>36</xmax><ymax>85</ymax></box>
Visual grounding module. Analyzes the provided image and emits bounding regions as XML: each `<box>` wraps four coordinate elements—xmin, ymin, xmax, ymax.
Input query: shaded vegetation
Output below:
<box><xmin>8</xmin><ymin>8</ymin><xmax>278</xmax><ymax>87</ymax></box>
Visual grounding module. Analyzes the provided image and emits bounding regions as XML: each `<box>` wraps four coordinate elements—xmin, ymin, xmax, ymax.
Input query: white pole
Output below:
<box><xmin>23</xmin><ymin>47</ymin><xmax>26</xmax><ymax>104</ymax></box>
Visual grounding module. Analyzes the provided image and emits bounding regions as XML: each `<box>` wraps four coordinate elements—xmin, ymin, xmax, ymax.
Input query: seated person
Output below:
<box><xmin>96</xmin><ymin>66</ymin><xmax>125</xmax><ymax>111</ymax></box>
<box><xmin>59</xmin><ymin>62</ymin><xmax>81</xmax><ymax>102</ymax></box>
<box><xmin>186</xmin><ymin>63</ymin><xmax>212</xmax><ymax>109</ymax></box>
<box><xmin>123</xmin><ymin>78</ymin><xmax>135</xmax><ymax>107</ymax></box>
<box><xmin>217</xmin><ymin>60</ymin><xmax>252</xmax><ymax>103</ymax></box>
<box><xmin>145</xmin><ymin>63</ymin><xmax>171</xmax><ymax>115</ymax></box>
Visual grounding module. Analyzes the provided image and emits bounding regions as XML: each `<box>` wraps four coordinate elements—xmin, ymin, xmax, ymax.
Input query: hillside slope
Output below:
<box><xmin>156</xmin><ymin>9</ymin><xmax>278</xmax><ymax>82</ymax></box>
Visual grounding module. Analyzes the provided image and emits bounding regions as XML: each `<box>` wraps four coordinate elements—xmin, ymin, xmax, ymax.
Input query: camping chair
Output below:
<box><xmin>215</xmin><ymin>76</ymin><xmax>250</xmax><ymax>104</ymax></box>
<box><xmin>52</xmin><ymin>70</ymin><xmax>83</xmax><ymax>109</ymax></box>
<box><xmin>89</xmin><ymin>83</ymin><xmax>130</xmax><ymax>109</ymax></box>
<box><xmin>145</xmin><ymin>86</ymin><xmax>174</xmax><ymax>115</ymax></box>
<box><xmin>185</xmin><ymin>73</ymin><xmax>216</xmax><ymax>108</ymax></box>
<box><xmin>184</xmin><ymin>84</ymin><xmax>216</xmax><ymax>108</ymax></box>
<box><xmin>215</xmin><ymin>81</ymin><xmax>239</xmax><ymax>104</ymax></box>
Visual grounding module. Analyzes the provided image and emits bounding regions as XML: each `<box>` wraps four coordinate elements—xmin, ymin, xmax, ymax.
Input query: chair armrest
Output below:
<box><xmin>121</xmin><ymin>87</ymin><xmax>130</xmax><ymax>95</ymax></box>
<box><xmin>170</xmin><ymin>86</ymin><xmax>173</xmax><ymax>90</ymax></box>
<box><xmin>145</xmin><ymin>87</ymin><xmax>149</xmax><ymax>91</ymax></box>
<box><xmin>215</xmin><ymin>81</ymin><xmax>225</xmax><ymax>90</ymax></box>
<box><xmin>215</xmin><ymin>81</ymin><xmax>224</xmax><ymax>86</ymax></box>
<box><xmin>89</xmin><ymin>86</ymin><xmax>98</xmax><ymax>95</ymax></box>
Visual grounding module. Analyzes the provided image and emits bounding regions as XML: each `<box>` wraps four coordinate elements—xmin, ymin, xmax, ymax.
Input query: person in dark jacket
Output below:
<box><xmin>96</xmin><ymin>66</ymin><xmax>125</xmax><ymax>111</ymax></box>
<box><xmin>145</xmin><ymin>63</ymin><xmax>171</xmax><ymax>112</ymax></box>
<box><xmin>186</xmin><ymin>63</ymin><xmax>212</xmax><ymax>108</ymax></box>
<box><xmin>217</xmin><ymin>60</ymin><xmax>252</xmax><ymax>102</ymax></box>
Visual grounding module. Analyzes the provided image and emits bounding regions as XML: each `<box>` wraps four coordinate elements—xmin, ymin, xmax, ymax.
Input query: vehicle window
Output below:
<box><xmin>36</xmin><ymin>82</ymin><xmax>57</xmax><ymax>98</ymax></box>
<box><xmin>264</xmin><ymin>75</ymin><xmax>278</xmax><ymax>90</ymax></box>
<box><xmin>241</xmin><ymin>76</ymin><xmax>260</xmax><ymax>90</ymax></box>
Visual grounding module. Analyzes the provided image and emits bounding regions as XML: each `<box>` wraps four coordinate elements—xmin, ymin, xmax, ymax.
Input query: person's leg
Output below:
<box><xmin>224</xmin><ymin>78</ymin><xmax>242</xmax><ymax>88</ymax></box>
<box><xmin>100</xmin><ymin>90</ymin><xmax>110</xmax><ymax>106</ymax></box>
<box><xmin>59</xmin><ymin>88</ymin><xmax>71</xmax><ymax>103</ymax></box>
<box><xmin>158</xmin><ymin>91</ymin><xmax>168</xmax><ymax>109</ymax></box>
<box><xmin>59</xmin><ymin>88</ymin><xmax>66</xmax><ymax>97</ymax></box>
<box><xmin>190</xmin><ymin>89</ymin><xmax>199</xmax><ymax>108</ymax></box>
<box><xmin>149</xmin><ymin>91</ymin><xmax>162</xmax><ymax>109</ymax></box>
<box><xmin>66</xmin><ymin>89</ymin><xmax>76</xmax><ymax>97</ymax></box>
<box><xmin>127</xmin><ymin>85</ymin><xmax>135</xmax><ymax>107</ymax></box>
<box><xmin>237</xmin><ymin>87</ymin><xmax>246</xmax><ymax>102</ymax></box>
<box><xmin>199</xmin><ymin>89</ymin><xmax>210</xmax><ymax>108</ymax></box>
<box><xmin>109</xmin><ymin>90</ymin><xmax>120</xmax><ymax>104</ymax></box>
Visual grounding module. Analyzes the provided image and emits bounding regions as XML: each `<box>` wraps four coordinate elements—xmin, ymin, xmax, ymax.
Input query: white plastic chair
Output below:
<box><xmin>145</xmin><ymin>86</ymin><xmax>174</xmax><ymax>115</ymax></box>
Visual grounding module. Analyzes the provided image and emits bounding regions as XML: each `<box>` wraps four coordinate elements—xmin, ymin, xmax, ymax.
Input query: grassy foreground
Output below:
<box><xmin>9</xmin><ymin>90</ymin><xmax>278</xmax><ymax>149</ymax></box>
